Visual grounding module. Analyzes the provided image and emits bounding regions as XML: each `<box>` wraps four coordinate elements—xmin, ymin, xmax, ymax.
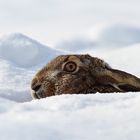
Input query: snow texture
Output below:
<box><xmin>0</xmin><ymin>33</ymin><xmax>62</xmax><ymax>68</ymax></box>
<box><xmin>0</xmin><ymin>23</ymin><xmax>140</xmax><ymax>140</ymax></box>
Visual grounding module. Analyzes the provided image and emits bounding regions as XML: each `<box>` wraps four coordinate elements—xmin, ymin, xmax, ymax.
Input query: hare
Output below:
<box><xmin>31</xmin><ymin>54</ymin><xmax>140</xmax><ymax>99</ymax></box>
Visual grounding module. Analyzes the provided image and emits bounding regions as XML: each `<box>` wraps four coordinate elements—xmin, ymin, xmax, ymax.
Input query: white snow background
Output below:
<box><xmin>0</xmin><ymin>22</ymin><xmax>140</xmax><ymax>140</ymax></box>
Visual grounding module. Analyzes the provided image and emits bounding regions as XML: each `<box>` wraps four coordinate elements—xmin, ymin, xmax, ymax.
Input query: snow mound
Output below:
<box><xmin>0</xmin><ymin>33</ymin><xmax>62</xmax><ymax>68</ymax></box>
<box><xmin>0</xmin><ymin>33</ymin><xmax>64</xmax><ymax>102</ymax></box>
<box><xmin>90</xmin><ymin>24</ymin><xmax>140</xmax><ymax>47</ymax></box>
<box><xmin>0</xmin><ymin>93</ymin><xmax>140</xmax><ymax>140</ymax></box>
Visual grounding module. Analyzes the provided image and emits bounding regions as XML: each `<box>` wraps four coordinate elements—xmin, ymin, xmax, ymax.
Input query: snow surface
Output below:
<box><xmin>0</xmin><ymin>33</ymin><xmax>62</xmax><ymax>68</ymax></box>
<box><xmin>1</xmin><ymin>93</ymin><xmax>140</xmax><ymax>140</ymax></box>
<box><xmin>0</xmin><ymin>24</ymin><xmax>140</xmax><ymax>140</ymax></box>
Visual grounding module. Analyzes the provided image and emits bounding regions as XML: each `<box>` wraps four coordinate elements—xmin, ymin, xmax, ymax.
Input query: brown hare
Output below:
<box><xmin>31</xmin><ymin>54</ymin><xmax>140</xmax><ymax>99</ymax></box>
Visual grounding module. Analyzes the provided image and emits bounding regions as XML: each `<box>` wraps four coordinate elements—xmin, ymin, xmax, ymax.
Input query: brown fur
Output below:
<box><xmin>31</xmin><ymin>54</ymin><xmax>140</xmax><ymax>99</ymax></box>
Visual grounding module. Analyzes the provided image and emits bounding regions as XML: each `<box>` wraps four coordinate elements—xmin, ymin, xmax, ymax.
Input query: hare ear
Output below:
<box><xmin>93</xmin><ymin>68</ymin><xmax>140</xmax><ymax>92</ymax></box>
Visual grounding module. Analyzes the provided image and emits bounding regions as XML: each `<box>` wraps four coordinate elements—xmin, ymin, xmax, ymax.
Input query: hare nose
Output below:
<box><xmin>31</xmin><ymin>78</ymin><xmax>41</xmax><ymax>92</ymax></box>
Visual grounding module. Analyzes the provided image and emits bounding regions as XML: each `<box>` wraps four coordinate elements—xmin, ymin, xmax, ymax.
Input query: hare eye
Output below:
<box><xmin>63</xmin><ymin>61</ymin><xmax>77</xmax><ymax>72</ymax></box>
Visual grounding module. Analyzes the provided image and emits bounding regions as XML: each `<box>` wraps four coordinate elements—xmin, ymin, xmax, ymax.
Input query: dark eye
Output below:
<box><xmin>63</xmin><ymin>61</ymin><xmax>77</xmax><ymax>72</ymax></box>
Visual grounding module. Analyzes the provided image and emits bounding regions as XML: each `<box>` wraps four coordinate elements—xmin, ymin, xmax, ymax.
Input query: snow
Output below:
<box><xmin>0</xmin><ymin>33</ymin><xmax>62</xmax><ymax>68</ymax></box>
<box><xmin>57</xmin><ymin>23</ymin><xmax>140</xmax><ymax>52</ymax></box>
<box><xmin>91</xmin><ymin>23</ymin><xmax>140</xmax><ymax>47</ymax></box>
<box><xmin>0</xmin><ymin>25</ymin><xmax>140</xmax><ymax>140</ymax></box>
<box><xmin>0</xmin><ymin>59</ymin><xmax>32</xmax><ymax>102</ymax></box>
<box><xmin>1</xmin><ymin>94</ymin><xmax>140</xmax><ymax>140</ymax></box>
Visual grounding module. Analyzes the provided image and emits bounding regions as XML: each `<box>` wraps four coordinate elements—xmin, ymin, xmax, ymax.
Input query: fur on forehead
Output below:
<box><xmin>47</xmin><ymin>54</ymin><xmax>91</xmax><ymax>68</ymax></box>
<box><xmin>64</xmin><ymin>54</ymin><xmax>92</xmax><ymax>64</ymax></box>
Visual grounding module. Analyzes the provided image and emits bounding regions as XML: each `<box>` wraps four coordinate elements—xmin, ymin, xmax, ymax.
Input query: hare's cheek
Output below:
<box><xmin>42</xmin><ymin>81</ymin><xmax>56</xmax><ymax>97</ymax></box>
<box><xmin>54</xmin><ymin>76</ymin><xmax>74</xmax><ymax>95</ymax></box>
<box><xmin>55</xmin><ymin>77</ymin><xmax>81</xmax><ymax>94</ymax></box>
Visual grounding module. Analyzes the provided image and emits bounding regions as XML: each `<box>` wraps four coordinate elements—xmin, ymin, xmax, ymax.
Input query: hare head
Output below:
<box><xmin>31</xmin><ymin>54</ymin><xmax>140</xmax><ymax>99</ymax></box>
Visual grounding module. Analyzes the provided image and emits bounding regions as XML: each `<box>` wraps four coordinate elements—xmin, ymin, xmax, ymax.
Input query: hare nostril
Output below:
<box><xmin>32</xmin><ymin>84</ymin><xmax>41</xmax><ymax>92</ymax></box>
